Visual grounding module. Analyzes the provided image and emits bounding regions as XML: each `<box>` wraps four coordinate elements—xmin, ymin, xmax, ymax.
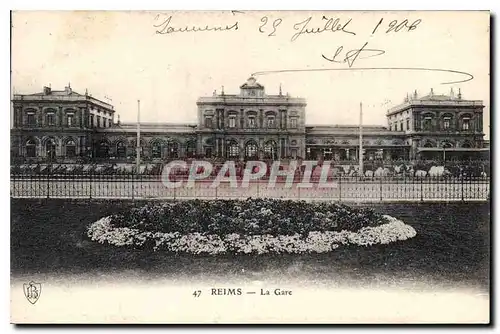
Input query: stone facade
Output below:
<box><xmin>11</xmin><ymin>84</ymin><xmax>115</xmax><ymax>162</ymax></box>
<box><xmin>387</xmin><ymin>88</ymin><xmax>486</xmax><ymax>160</ymax></box>
<box><xmin>11</xmin><ymin>79</ymin><xmax>488</xmax><ymax>163</ymax></box>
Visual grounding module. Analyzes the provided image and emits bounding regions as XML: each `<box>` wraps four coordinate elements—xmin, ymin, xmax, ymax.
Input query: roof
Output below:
<box><xmin>27</xmin><ymin>90</ymin><xmax>84</xmax><ymax>97</ymax></box>
<box><xmin>418</xmin><ymin>94</ymin><xmax>453</xmax><ymax>101</ymax></box>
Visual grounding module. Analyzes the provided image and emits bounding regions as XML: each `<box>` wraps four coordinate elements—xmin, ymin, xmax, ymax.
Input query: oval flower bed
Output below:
<box><xmin>86</xmin><ymin>199</ymin><xmax>417</xmax><ymax>254</ymax></box>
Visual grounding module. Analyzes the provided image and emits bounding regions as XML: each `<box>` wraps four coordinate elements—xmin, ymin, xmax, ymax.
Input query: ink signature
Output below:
<box><xmin>322</xmin><ymin>42</ymin><xmax>386</xmax><ymax>68</ymax></box>
<box><xmin>291</xmin><ymin>16</ymin><xmax>356</xmax><ymax>42</ymax></box>
<box><xmin>153</xmin><ymin>15</ymin><xmax>239</xmax><ymax>35</ymax></box>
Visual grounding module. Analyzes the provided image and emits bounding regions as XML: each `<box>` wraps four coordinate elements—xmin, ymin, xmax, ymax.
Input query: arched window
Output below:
<box><xmin>46</xmin><ymin>138</ymin><xmax>56</xmax><ymax>160</ymax></box>
<box><xmin>65</xmin><ymin>139</ymin><xmax>76</xmax><ymax>157</ymax></box>
<box><xmin>26</xmin><ymin>139</ymin><xmax>37</xmax><ymax>157</ymax></box>
<box><xmin>462</xmin><ymin>141</ymin><xmax>472</xmax><ymax>148</ymax></box>
<box><xmin>166</xmin><ymin>141</ymin><xmax>179</xmax><ymax>159</ymax></box>
<box><xmin>116</xmin><ymin>142</ymin><xmax>127</xmax><ymax>158</ymax></box>
<box><xmin>263</xmin><ymin>140</ymin><xmax>277</xmax><ymax>159</ymax></box>
<box><xmin>245</xmin><ymin>141</ymin><xmax>258</xmax><ymax>158</ymax></box>
<box><xmin>226</xmin><ymin>140</ymin><xmax>239</xmax><ymax>159</ymax></box>
<box><xmin>442</xmin><ymin>141</ymin><xmax>453</xmax><ymax>149</ymax></box>
<box><xmin>423</xmin><ymin>141</ymin><xmax>435</xmax><ymax>148</ymax></box>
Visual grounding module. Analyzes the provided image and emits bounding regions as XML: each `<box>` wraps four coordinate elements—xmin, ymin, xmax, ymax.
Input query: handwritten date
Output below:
<box><xmin>291</xmin><ymin>16</ymin><xmax>356</xmax><ymax>42</ymax></box>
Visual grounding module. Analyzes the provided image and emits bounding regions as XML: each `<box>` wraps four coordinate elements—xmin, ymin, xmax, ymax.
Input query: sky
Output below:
<box><xmin>11</xmin><ymin>11</ymin><xmax>490</xmax><ymax>138</ymax></box>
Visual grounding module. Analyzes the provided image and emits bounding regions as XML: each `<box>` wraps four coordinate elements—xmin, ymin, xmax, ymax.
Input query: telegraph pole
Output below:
<box><xmin>359</xmin><ymin>102</ymin><xmax>364</xmax><ymax>177</ymax></box>
<box><xmin>136</xmin><ymin>99</ymin><xmax>141</xmax><ymax>173</ymax></box>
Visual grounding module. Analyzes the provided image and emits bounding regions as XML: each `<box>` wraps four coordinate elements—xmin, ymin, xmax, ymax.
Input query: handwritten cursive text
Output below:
<box><xmin>291</xmin><ymin>16</ymin><xmax>356</xmax><ymax>42</ymax></box>
<box><xmin>154</xmin><ymin>15</ymin><xmax>239</xmax><ymax>35</ymax></box>
<box><xmin>322</xmin><ymin>42</ymin><xmax>386</xmax><ymax>68</ymax></box>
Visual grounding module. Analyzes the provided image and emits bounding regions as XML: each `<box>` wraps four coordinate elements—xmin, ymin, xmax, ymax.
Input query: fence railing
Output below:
<box><xmin>10</xmin><ymin>173</ymin><xmax>490</xmax><ymax>202</ymax></box>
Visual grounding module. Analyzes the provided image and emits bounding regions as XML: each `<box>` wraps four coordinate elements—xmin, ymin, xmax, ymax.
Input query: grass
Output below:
<box><xmin>10</xmin><ymin>199</ymin><xmax>490</xmax><ymax>291</ymax></box>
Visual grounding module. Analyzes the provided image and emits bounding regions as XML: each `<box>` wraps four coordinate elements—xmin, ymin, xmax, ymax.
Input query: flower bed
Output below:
<box><xmin>86</xmin><ymin>199</ymin><xmax>417</xmax><ymax>254</ymax></box>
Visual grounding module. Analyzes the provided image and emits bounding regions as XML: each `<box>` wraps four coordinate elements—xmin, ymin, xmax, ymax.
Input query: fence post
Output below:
<box><xmin>46</xmin><ymin>166</ymin><xmax>50</xmax><ymax>199</ymax></box>
<box><xmin>339</xmin><ymin>174</ymin><xmax>342</xmax><ymax>203</ymax></box>
<box><xmin>89</xmin><ymin>171</ymin><xmax>93</xmax><ymax>199</ymax></box>
<box><xmin>420</xmin><ymin>176</ymin><xmax>423</xmax><ymax>202</ymax></box>
<box><xmin>131</xmin><ymin>172</ymin><xmax>135</xmax><ymax>200</ymax></box>
<box><xmin>379</xmin><ymin>176</ymin><xmax>383</xmax><ymax>202</ymax></box>
<box><xmin>461</xmin><ymin>175</ymin><xmax>464</xmax><ymax>202</ymax></box>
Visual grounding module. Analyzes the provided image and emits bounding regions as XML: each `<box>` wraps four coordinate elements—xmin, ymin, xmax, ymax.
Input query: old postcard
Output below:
<box><xmin>10</xmin><ymin>10</ymin><xmax>490</xmax><ymax>324</ymax></box>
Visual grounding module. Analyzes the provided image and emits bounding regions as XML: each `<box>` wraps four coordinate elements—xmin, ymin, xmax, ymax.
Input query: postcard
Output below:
<box><xmin>10</xmin><ymin>10</ymin><xmax>490</xmax><ymax>324</ymax></box>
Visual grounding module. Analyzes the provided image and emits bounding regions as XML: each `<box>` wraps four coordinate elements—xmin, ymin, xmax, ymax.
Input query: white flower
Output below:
<box><xmin>87</xmin><ymin>214</ymin><xmax>417</xmax><ymax>254</ymax></box>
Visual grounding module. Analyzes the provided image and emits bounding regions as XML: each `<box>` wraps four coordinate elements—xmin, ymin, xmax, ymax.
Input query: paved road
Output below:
<box><xmin>10</xmin><ymin>178</ymin><xmax>490</xmax><ymax>202</ymax></box>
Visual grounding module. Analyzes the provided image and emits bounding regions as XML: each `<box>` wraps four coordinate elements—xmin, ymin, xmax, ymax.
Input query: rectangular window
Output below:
<box><xmin>399</xmin><ymin>122</ymin><xmax>403</xmax><ymax>131</ymax></box>
<box><xmin>424</xmin><ymin>117</ymin><xmax>432</xmax><ymax>131</ymax></box>
<box><xmin>205</xmin><ymin>117</ymin><xmax>213</xmax><ymax>128</ymax></box>
<box><xmin>443</xmin><ymin>118</ymin><xmax>450</xmax><ymax>130</ymax></box>
<box><xmin>406</xmin><ymin>118</ymin><xmax>410</xmax><ymax>131</ymax></box>
<box><xmin>46</xmin><ymin>113</ymin><xmax>55</xmax><ymax>126</ymax></box>
<box><xmin>248</xmin><ymin>117</ymin><xmax>256</xmax><ymax>128</ymax></box>
<box><xmin>290</xmin><ymin>118</ymin><xmax>297</xmax><ymax>128</ymax></box>
<box><xmin>462</xmin><ymin>119</ymin><xmax>470</xmax><ymax>130</ymax></box>
<box><xmin>67</xmin><ymin>114</ymin><xmax>74</xmax><ymax>127</ymax></box>
<box><xmin>27</xmin><ymin>113</ymin><xmax>36</xmax><ymax>126</ymax></box>
<box><xmin>90</xmin><ymin>115</ymin><xmax>94</xmax><ymax>128</ymax></box>
<box><xmin>267</xmin><ymin>116</ymin><xmax>275</xmax><ymax>128</ymax></box>
<box><xmin>229</xmin><ymin>117</ymin><xmax>236</xmax><ymax>128</ymax></box>
<box><xmin>97</xmin><ymin>116</ymin><xmax>101</xmax><ymax>128</ymax></box>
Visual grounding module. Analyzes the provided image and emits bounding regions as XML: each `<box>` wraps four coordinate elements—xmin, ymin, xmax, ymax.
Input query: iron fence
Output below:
<box><xmin>10</xmin><ymin>172</ymin><xmax>490</xmax><ymax>202</ymax></box>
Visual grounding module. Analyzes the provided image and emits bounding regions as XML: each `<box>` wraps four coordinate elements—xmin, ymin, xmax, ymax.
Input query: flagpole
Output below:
<box><xmin>136</xmin><ymin>99</ymin><xmax>141</xmax><ymax>173</ymax></box>
<box><xmin>359</xmin><ymin>102</ymin><xmax>363</xmax><ymax>177</ymax></box>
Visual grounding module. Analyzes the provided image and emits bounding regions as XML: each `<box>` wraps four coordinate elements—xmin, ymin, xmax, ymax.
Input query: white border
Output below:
<box><xmin>1</xmin><ymin>1</ymin><xmax>496</xmax><ymax>332</ymax></box>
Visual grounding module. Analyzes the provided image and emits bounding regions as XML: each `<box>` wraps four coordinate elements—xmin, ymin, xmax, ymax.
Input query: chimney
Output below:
<box><xmin>43</xmin><ymin>86</ymin><xmax>51</xmax><ymax>95</ymax></box>
<box><xmin>413</xmin><ymin>90</ymin><xmax>418</xmax><ymax>99</ymax></box>
<box><xmin>458</xmin><ymin>88</ymin><xmax>462</xmax><ymax>100</ymax></box>
<box><xmin>430</xmin><ymin>88</ymin><xmax>434</xmax><ymax>97</ymax></box>
<box><xmin>117</xmin><ymin>114</ymin><xmax>121</xmax><ymax>125</ymax></box>
<box><xmin>450</xmin><ymin>87</ymin><xmax>455</xmax><ymax>99</ymax></box>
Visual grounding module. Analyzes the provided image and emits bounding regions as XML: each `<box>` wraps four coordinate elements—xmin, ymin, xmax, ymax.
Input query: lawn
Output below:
<box><xmin>10</xmin><ymin>199</ymin><xmax>490</xmax><ymax>291</ymax></box>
